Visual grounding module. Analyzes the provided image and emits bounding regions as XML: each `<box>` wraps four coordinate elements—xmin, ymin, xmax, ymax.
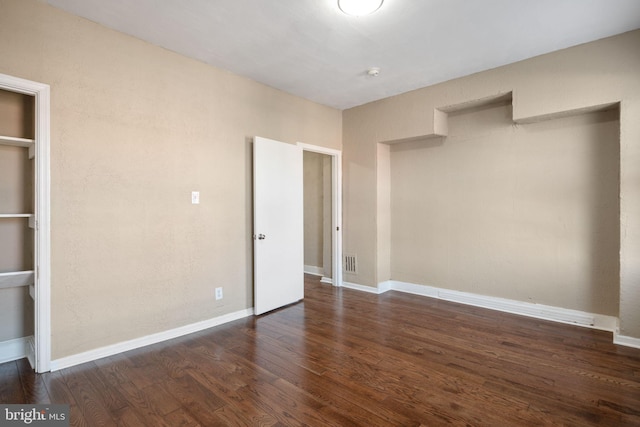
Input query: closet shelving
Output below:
<box><xmin>0</xmin><ymin>133</ymin><xmax>35</xmax><ymax>293</ymax></box>
<box><xmin>0</xmin><ymin>91</ymin><xmax>36</xmax><ymax>344</ymax></box>
<box><xmin>0</xmin><ymin>73</ymin><xmax>49</xmax><ymax>371</ymax></box>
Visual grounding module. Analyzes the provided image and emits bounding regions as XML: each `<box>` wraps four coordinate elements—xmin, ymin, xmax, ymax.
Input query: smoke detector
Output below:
<box><xmin>367</xmin><ymin>67</ymin><xmax>380</xmax><ymax>77</ymax></box>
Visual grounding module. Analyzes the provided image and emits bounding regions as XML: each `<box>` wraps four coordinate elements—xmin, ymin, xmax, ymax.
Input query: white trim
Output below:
<box><xmin>26</xmin><ymin>336</ymin><xmax>35</xmax><ymax>367</ymax></box>
<box><xmin>342</xmin><ymin>281</ymin><xmax>384</xmax><ymax>294</ymax></box>
<box><xmin>377</xmin><ymin>280</ymin><xmax>393</xmax><ymax>293</ymax></box>
<box><xmin>389</xmin><ymin>280</ymin><xmax>438</xmax><ymax>298</ymax></box>
<box><xmin>50</xmin><ymin>308</ymin><xmax>253</xmax><ymax>371</ymax></box>
<box><xmin>298</xmin><ymin>143</ymin><xmax>343</xmax><ymax>288</ymax></box>
<box><xmin>0</xmin><ymin>337</ymin><xmax>30</xmax><ymax>364</ymax></box>
<box><xmin>0</xmin><ymin>73</ymin><xmax>51</xmax><ymax>373</ymax></box>
<box><xmin>0</xmin><ymin>271</ymin><xmax>35</xmax><ymax>290</ymax></box>
<box><xmin>320</xmin><ymin>277</ymin><xmax>333</xmax><ymax>285</ymax></box>
<box><xmin>347</xmin><ymin>279</ymin><xmax>622</xmax><ymax>333</ymax></box>
<box><xmin>304</xmin><ymin>265</ymin><xmax>324</xmax><ymax>276</ymax></box>
<box><xmin>0</xmin><ymin>135</ymin><xmax>34</xmax><ymax>147</ymax></box>
<box><xmin>614</xmin><ymin>334</ymin><xmax>640</xmax><ymax>350</ymax></box>
<box><xmin>386</xmin><ymin>280</ymin><xmax>618</xmax><ymax>331</ymax></box>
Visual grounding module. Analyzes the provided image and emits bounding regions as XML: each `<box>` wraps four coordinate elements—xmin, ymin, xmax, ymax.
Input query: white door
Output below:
<box><xmin>253</xmin><ymin>136</ymin><xmax>304</xmax><ymax>315</ymax></box>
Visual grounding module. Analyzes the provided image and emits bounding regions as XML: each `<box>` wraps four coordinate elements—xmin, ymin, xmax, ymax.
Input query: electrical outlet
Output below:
<box><xmin>215</xmin><ymin>287</ymin><xmax>223</xmax><ymax>301</ymax></box>
<box><xmin>191</xmin><ymin>191</ymin><xmax>200</xmax><ymax>204</ymax></box>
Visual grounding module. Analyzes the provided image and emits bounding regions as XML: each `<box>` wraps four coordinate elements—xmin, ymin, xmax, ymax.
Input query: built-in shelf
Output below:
<box><xmin>0</xmin><ymin>135</ymin><xmax>35</xmax><ymax>159</ymax></box>
<box><xmin>0</xmin><ymin>135</ymin><xmax>34</xmax><ymax>147</ymax></box>
<box><xmin>0</xmin><ymin>214</ymin><xmax>35</xmax><ymax>229</ymax></box>
<box><xmin>0</xmin><ymin>271</ymin><xmax>34</xmax><ymax>290</ymax></box>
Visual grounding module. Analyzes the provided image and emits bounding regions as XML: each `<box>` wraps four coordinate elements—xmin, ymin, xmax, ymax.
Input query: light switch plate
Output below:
<box><xmin>191</xmin><ymin>191</ymin><xmax>200</xmax><ymax>204</ymax></box>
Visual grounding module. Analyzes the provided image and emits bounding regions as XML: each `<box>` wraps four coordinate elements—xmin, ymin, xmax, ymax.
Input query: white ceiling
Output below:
<box><xmin>46</xmin><ymin>0</ymin><xmax>640</xmax><ymax>110</ymax></box>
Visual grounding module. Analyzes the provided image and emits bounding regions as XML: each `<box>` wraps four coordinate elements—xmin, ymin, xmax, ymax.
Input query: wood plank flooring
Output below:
<box><xmin>2</xmin><ymin>275</ymin><xmax>640</xmax><ymax>426</ymax></box>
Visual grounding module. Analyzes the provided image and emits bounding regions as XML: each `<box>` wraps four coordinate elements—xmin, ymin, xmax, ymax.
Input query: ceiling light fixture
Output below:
<box><xmin>338</xmin><ymin>0</ymin><xmax>384</xmax><ymax>16</ymax></box>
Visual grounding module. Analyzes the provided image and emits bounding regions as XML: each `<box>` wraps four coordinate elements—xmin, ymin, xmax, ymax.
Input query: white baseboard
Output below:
<box><xmin>304</xmin><ymin>265</ymin><xmax>324</xmax><ymax>276</ymax></box>
<box><xmin>346</xmin><ymin>279</ymin><xmax>623</xmax><ymax>337</ymax></box>
<box><xmin>614</xmin><ymin>333</ymin><xmax>640</xmax><ymax>349</ymax></box>
<box><xmin>378</xmin><ymin>280</ymin><xmax>393</xmax><ymax>293</ymax></box>
<box><xmin>387</xmin><ymin>280</ymin><xmax>618</xmax><ymax>332</ymax></box>
<box><xmin>342</xmin><ymin>281</ymin><xmax>384</xmax><ymax>294</ymax></box>
<box><xmin>320</xmin><ymin>277</ymin><xmax>333</xmax><ymax>285</ymax></box>
<box><xmin>0</xmin><ymin>336</ymin><xmax>31</xmax><ymax>364</ymax></box>
<box><xmin>50</xmin><ymin>308</ymin><xmax>254</xmax><ymax>371</ymax></box>
<box><xmin>26</xmin><ymin>336</ymin><xmax>35</xmax><ymax>368</ymax></box>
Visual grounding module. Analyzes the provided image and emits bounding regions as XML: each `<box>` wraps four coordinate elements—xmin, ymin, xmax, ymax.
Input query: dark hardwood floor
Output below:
<box><xmin>2</xmin><ymin>275</ymin><xmax>640</xmax><ymax>426</ymax></box>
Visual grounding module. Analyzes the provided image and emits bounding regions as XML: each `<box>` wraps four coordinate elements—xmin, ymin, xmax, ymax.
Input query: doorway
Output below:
<box><xmin>303</xmin><ymin>151</ymin><xmax>332</xmax><ymax>282</ymax></box>
<box><xmin>0</xmin><ymin>73</ymin><xmax>51</xmax><ymax>373</ymax></box>
<box><xmin>299</xmin><ymin>143</ymin><xmax>342</xmax><ymax>287</ymax></box>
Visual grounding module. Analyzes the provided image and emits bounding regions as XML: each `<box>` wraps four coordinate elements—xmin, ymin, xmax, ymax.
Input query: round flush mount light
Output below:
<box><xmin>338</xmin><ymin>0</ymin><xmax>384</xmax><ymax>16</ymax></box>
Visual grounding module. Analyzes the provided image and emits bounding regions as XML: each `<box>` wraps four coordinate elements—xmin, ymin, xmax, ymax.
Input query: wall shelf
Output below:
<box><xmin>0</xmin><ymin>271</ymin><xmax>34</xmax><ymax>290</ymax></box>
<box><xmin>0</xmin><ymin>135</ymin><xmax>34</xmax><ymax>147</ymax></box>
<box><xmin>0</xmin><ymin>214</ymin><xmax>35</xmax><ymax>228</ymax></box>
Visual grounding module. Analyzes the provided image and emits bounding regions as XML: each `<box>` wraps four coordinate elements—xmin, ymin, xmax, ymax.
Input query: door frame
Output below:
<box><xmin>298</xmin><ymin>143</ymin><xmax>343</xmax><ymax>287</ymax></box>
<box><xmin>0</xmin><ymin>73</ymin><xmax>51</xmax><ymax>373</ymax></box>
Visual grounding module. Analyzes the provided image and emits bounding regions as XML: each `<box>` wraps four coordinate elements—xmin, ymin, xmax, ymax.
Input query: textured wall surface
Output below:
<box><xmin>304</xmin><ymin>151</ymin><xmax>324</xmax><ymax>269</ymax></box>
<box><xmin>343</xmin><ymin>30</ymin><xmax>640</xmax><ymax>338</ymax></box>
<box><xmin>0</xmin><ymin>0</ymin><xmax>341</xmax><ymax>359</ymax></box>
<box><xmin>391</xmin><ymin>103</ymin><xmax>619</xmax><ymax>315</ymax></box>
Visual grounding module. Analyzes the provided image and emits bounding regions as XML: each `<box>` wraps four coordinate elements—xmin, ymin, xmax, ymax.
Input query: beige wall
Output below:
<box><xmin>0</xmin><ymin>287</ymin><xmax>33</xmax><ymax>342</ymax></box>
<box><xmin>0</xmin><ymin>89</ymin><xmax>34</xmax><ymax>140</ymax></box>
<box><xmin>321</xmin><ymin>155</ymin><xmax>332</xmax><ymax>278</ymax></box>
<box><xmin>0</xmin><ymin>0</ymin><xmax>341</xmax><ymax>359</ymax></box>
<box><xmin>304</xmin><ymin>151</ymin><xmax>324</xmax><ymax>268</ymax></box>
<box><xmin>391</xmin><ymin>102</ymin><xmax>619</xmax><ymax>315</ymax></box>
<box><xmin>343</xmin><ymin>30</ymin><xmax>640</xmax><ymax>338</ymax></box>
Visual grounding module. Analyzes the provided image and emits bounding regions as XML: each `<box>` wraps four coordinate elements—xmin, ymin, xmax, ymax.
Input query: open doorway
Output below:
<box><xmin>299</xmin><ymin>143</ymin><xmax>342</xmax><ymax>287</ymax></box>
<box><xmin>303</xmin><ymin>151</ymin><xmax>332</xmax><ymax>283</ymax></box>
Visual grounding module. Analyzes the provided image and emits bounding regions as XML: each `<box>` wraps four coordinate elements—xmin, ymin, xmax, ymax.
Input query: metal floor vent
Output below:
<box><xmin>344</xmin><ymin>254</ymin><xmax>357</xmax><ymax>274</ymax></box>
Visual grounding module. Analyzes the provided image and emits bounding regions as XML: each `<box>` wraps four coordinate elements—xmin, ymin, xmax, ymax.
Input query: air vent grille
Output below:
<box><xmin>344</xmin><ymin>254</ymin><xmax>357</xmax><ymax>274</ymax></box>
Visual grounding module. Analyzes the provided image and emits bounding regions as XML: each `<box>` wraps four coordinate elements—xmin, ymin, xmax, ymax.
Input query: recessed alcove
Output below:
<box><xmin>378</xmin><ymin>93</ymin><xmax>621</xmax><ymax>317</ymax></box>
<box><xmin>0</xmin><ymin>87</ymin><xmax>36</xmax><ymax>354</ymax></box>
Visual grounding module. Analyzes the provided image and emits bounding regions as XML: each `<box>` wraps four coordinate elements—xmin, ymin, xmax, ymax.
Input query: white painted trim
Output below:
<box><xmin>50</xmin><ymin>308</ymin><xmax>253</xmax><ymax>371</ymax></box>
<box><xmin>304</xmin><ymin>265</ymin><xmax>324</xmax><ymax>276</ymax></box>
<box><xmin>298</xmin><ymin>143</ymin><xmax>343</xmax><ymax>288</ymax></box>
<box><xmin>0</xmin><ymin>135</ymin><xmax>34</xmax><ymax>147</ymax></box>
<box><xmin>26</xmin><ymin>336</ymin><xmax>35</xmax><ymax>367</ymax></box>
<box><xmin>0</xmin><ymin>337</ymin><xmax>30</xmax><ymax>364</ymax></box>
<box><xmin>303</xmin><ymin>266</ymin><xmax>334</xmax><ymax>284</ymax></box>
<box><xmin>386</xmin><ymin>280</ymin><xmax>618</xmax><ymax>331</ymax></box>
<box><xmin>0</xmin><ymin>73</ymin><xmax>51</xmax><ymax>373</ymax></box>
<box><xmin>389</xmin><ymin>280</ymin><xmax>438</xmax><ymax>298</ymax></box>
<box><xmin>342</xmin><ymin>281</ymin><xmax>384</xmax><ymax>294</ymax></box>
<box><xmin>614</xmin><ymin>334</ymin><xmax>640</xmax><ymax>350</ymax></box>
<box><xmin>347</xmin><ymin>279</ymin><xmax>624</xmax><ymax>334</ymax></box>
<box><xmin>0</xmin><ymin>271</ymin><xmax>35</xmax><ymax>290</ymax></box>
<box><xmin>377</xmin><ymin>280</ymin><xmax>393</xmax><ymax>293</ymax></box>
<box><xmin>320</xmin><ymin>277</ymin><xmax>333</xmax><ymax>285</ymax></box>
